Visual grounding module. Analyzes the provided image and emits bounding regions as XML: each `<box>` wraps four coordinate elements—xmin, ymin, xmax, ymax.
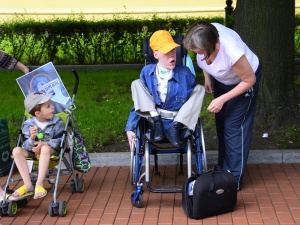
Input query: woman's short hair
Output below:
<box><xmin>183</xmin><ymin>21</ymin><xmax>219</xmax><ymax>60</ymax></box>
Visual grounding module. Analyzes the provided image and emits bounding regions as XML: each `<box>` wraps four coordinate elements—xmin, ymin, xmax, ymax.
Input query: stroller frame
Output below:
<box><xmin>0</xmin><ymin>69</ymin><xmax>84</xmax><ymax>217</ymax></box>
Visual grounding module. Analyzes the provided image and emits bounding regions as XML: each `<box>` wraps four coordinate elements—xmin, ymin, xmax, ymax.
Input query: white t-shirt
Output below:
<box><xmin>34</xmin><ymin>117</ymin><xmax>49</xmax><ymax>130</ymax></box>
<box><xmin>156</xmin><ymin>66</ymin><xmax>173</xmax><ymax>103</ymax></box>
<box><xmin>197</xmin><ymin>23</ymin><xmax>259</xmax><ymax>85</ymax></box>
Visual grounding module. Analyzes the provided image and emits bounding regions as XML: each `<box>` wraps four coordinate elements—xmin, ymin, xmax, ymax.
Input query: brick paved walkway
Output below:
<box><xmin>0</xmin><ymin>164</ymin><xmax>300</xmax><ymax>225</ymax></box>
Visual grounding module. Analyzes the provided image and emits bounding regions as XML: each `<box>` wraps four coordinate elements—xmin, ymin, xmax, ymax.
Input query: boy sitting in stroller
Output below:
<box><xmin>9</xmin><ymin>92</ymin><xmax>64</xmax><ymax>200</ymax></box>
<box><xmin>125</xmin><ymin>30</ymin><xmax>205</xmax><ymax>148</ymax></box>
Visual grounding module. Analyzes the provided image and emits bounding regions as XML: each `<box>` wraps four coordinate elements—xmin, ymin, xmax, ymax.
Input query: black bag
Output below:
<box><xmin>182</xmin><ymin>165</ymin><xmax>238</xmax><ymax>219</ymax></box>
<box><xmin>0</xmin><ymin>119</ymin><xmax>13</xmax><ymax>177</ymax></box>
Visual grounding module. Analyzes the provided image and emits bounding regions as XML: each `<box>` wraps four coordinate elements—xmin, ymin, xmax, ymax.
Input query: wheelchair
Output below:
<box><xmin>0</xmin><ymin>69</ymin><xmax>84</xmax><ymax>217</ymax></box>
<box><xmin>130</xmin><ymin>34</ymin><xmax>207</xmax><ymax>208</ymax></box>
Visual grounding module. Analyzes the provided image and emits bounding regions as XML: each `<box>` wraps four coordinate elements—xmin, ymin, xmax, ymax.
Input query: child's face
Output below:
<box><xmin>36</xmin><ymin>100</ymin><xmax>55</xmax><ymax>122</ymax></box>
<box><xmin>154</xmin><ymin>48</ymin><xmax>177</xmax><ymax>69</ymax></box>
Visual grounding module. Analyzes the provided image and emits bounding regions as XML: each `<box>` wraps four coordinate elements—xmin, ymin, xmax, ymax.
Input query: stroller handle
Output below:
<box><xmin>72</xmin><ymin>69</ymin><xmax>80</xmax><ymax>96</ymax></box>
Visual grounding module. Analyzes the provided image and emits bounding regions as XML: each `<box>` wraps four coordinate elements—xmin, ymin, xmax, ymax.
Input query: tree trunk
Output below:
<box><xmin>233</xmin><ymin>0</ymin><xmax>299</xmax><ymax>129</ymax></box>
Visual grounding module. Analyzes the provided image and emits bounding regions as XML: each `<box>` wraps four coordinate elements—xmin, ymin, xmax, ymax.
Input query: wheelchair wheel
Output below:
<box><xmin>131</xmin><ymin>134</ymin><xmax>144</xmax><ymax>188</ymax></box>
<box><xmin>130</xmin><ymin>150</ymin><xmax>134</xmax><ymax>185</ymax></box>
<box><xmin>193</xmin><ymin>119</ymin><xmax>207</xmax><ymax>174</ymax></box>
<box><xmin>131</xmin><ymin>191</ymin><xmax>143</xmax><ymax>208</ymax></box>
<box><xmin>198</xmin><ymin>118</ymin><xmax>207</xmax><ymax>173</ymax></box>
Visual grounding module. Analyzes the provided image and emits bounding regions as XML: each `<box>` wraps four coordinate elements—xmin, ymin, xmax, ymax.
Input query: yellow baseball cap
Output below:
<box><xmin>150</xmin><ymin>30</ymin><xmax>180</xmax><ymax>54</ymax></box>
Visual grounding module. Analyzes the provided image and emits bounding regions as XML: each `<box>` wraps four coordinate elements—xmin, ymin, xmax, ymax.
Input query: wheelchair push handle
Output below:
<box><xmin>72</xmin><ymin>69</ymin><xmax>80</xmax><ymax>96</ymax></box>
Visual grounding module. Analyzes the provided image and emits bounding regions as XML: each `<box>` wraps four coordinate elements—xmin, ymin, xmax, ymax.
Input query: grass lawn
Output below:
<box><xmin>0</xmin><ymin>67</ymin><xmax>214</xmax><ymax>152</ymax></box>
<box><xmin>0</xmin><ymin>68</ymin><xmax>136</xmax><ymax>151</ymax></box>
<box><xmin>2</xmin><ymin>66</ymin><xmax>298</xmax><ymax>153</ymax></box>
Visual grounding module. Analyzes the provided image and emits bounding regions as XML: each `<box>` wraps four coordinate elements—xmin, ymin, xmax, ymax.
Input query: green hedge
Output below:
<box><xmin>1</xmin><ymin>13</ymin><xmax>300</xmax><ymax>64</ymax></box>
<box><xmin>0</xmin><ymin>15</ymin><xmax>224</xmax><ymax>65</ymax></box>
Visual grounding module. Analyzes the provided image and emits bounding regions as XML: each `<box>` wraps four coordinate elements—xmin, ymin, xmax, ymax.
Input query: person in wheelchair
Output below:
<box><xmin>9</xmin><ymin>91</ymin><xmax>65</xmax><ymax>200</ymax></box>
<box><xmin>126</xmin><ymin>30</ymin><xmax>205</xmax><ymax>148</ymax></box>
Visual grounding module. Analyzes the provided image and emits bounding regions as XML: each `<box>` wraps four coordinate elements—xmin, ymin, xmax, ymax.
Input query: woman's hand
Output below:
<box><xmin>15</xmin><ymin>62</ymin><xmax>29</xmax><ymax>74</ymax></box>
<box><xmin>126</xmin><ymin>130</ymin><xmax>136</xmax><ymax>150</ymax></box>
<box><xmin>207</xmin><ymin>96</ymin><xmax>225</xmax><ymax>113</ymax></box>
<box><xmin>207</xmin><ymin>55</ymin><xmax>256</xmax><ymax>114</ymax></box>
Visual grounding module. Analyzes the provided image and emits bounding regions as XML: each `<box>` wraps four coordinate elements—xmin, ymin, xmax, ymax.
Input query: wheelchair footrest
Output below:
<box><xmin>152</xmin><ymin>185</ymin><xmax>182</xmax><ymax>192</ymax></box>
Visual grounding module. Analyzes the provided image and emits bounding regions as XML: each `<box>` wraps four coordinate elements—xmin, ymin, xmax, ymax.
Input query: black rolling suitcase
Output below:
<box><xmin>182</xmin><ymin>165</ymin><xmax>238</xmax><ymax>219</ymax></box>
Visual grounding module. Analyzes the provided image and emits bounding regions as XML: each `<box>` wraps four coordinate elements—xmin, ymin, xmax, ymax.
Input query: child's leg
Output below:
<box><xmin>175</xmin><ymin>85</ymin><xmax>205</xmax><ymax>130</ymax></box>
<box><xmin>12</xmin><ymin>147</ymin><xmax>34</xmax><ymax>193</ymax></box>
<box><xmin>131</xmin><ymin>79</ymin><xmax>157</xmax><ymax>118</ymax></box>
<box><xmin>35</xmin><ymin>145</ymin><xmax>53</xmax><ymax>198</ymax></box>
<box><xmin>0</xmin><ymin>186</ymin><xmax>9</xmax><ymax>201</ymax></box>
<box><xmin>0</xmin><ymin>186</ymin><xmax>3</xmax><ymax>199</ymax></box>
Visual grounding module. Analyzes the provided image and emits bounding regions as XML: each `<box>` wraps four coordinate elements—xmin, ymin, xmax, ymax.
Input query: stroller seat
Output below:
<box><xmin>22</xmin><ymin>111</ymin><xmax>71</xmax><ymax>168</ymax></box>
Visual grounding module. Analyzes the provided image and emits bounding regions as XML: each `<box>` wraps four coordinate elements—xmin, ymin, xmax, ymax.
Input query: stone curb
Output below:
<box><xmin>89</xmin><ymin>149</ymin><xmax>300</xmax><ymax>167</ymax></box>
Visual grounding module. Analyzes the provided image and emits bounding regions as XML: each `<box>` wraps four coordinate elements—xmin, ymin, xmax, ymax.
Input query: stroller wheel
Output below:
<box><xmin>8</xmin><ymin>201</ymin><xmax>18</xmax><ymax>217</ymax></box>
<box><xmin>77</xmin><ymin>178</ymin><xmax>85</xmax><ymax>193</ymax></box>
<box><xmin>70</xmin><ymin>178</ymin><xmax>85</xmax><ymax>193</ymax></box>
<box><xmin>48</xmin><ymin>200</ymin><xmax>55</xmax><ymax>217</ymax></box>
<box><xmin>0</xmin><ymin>201</ymin><xmax>5</xmax><ymax>216</ymax></box>
<box><xmin>58</xmin><ymin>201</ymin><xmax>67</xmax><ymax>217</ymax></box>
<box><xmin>70</xmin><ymin>180</ymin><xmax>76</xmax><ymax>193</ymax></box>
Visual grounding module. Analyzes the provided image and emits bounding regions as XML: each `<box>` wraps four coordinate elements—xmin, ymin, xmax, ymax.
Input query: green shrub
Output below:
<box><xmin>0</xmin><ymin>14</ymin><xmax>224</xmax><ymax>65</ymax></box>
<box><xmin>1</xmin><ymin>14</ymin><xmax>300</xmax><ymax>65</ymax></box>
<box><xmin>295</xmin><ymin>26</ymin><xmax>300</xmax><ymax>57</ymax></box>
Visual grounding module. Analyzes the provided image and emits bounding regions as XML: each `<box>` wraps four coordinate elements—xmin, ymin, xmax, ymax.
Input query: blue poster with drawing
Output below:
<box><xmin>16</xmin><ymin>62</ymin><xmax>73</xmax><ymax>113</ymax></box>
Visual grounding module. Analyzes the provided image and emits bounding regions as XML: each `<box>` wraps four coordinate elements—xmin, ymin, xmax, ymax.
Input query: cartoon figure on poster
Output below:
<box><xmin>16</xmin><ymin>62</ymin><xmax>73</xmax><ymax>113</ymax></box>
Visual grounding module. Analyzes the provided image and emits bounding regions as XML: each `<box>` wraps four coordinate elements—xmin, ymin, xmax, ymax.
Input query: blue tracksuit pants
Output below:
<box><xmin>213</xmin><ymin>64</ymin><xmax>262</xmax><ymax>189</ymax></box>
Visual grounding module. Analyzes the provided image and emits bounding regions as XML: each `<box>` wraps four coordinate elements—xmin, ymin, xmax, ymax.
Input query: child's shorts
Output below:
<box><xmin>26</xmin><ymin>148</ymin><xmax>59</xmax><ymax>159</ymax></box>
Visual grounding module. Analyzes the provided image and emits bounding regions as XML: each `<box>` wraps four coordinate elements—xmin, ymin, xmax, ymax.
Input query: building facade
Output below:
<box><xmin>0</xmin><ymin>1</ymin><xmax>299</xmax><ymax>21</ymax></box>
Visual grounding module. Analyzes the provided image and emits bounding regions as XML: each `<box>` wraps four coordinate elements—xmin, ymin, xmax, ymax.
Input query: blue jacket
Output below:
<box><xmin>125</xmin><ymin>63</ymin><xmax>196</xmax><ymax>131</ymax></box>
<box><xmin>21</xmin><ymin>115</ymin><xmax>65</xmax><ymax>151</ymax></box>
